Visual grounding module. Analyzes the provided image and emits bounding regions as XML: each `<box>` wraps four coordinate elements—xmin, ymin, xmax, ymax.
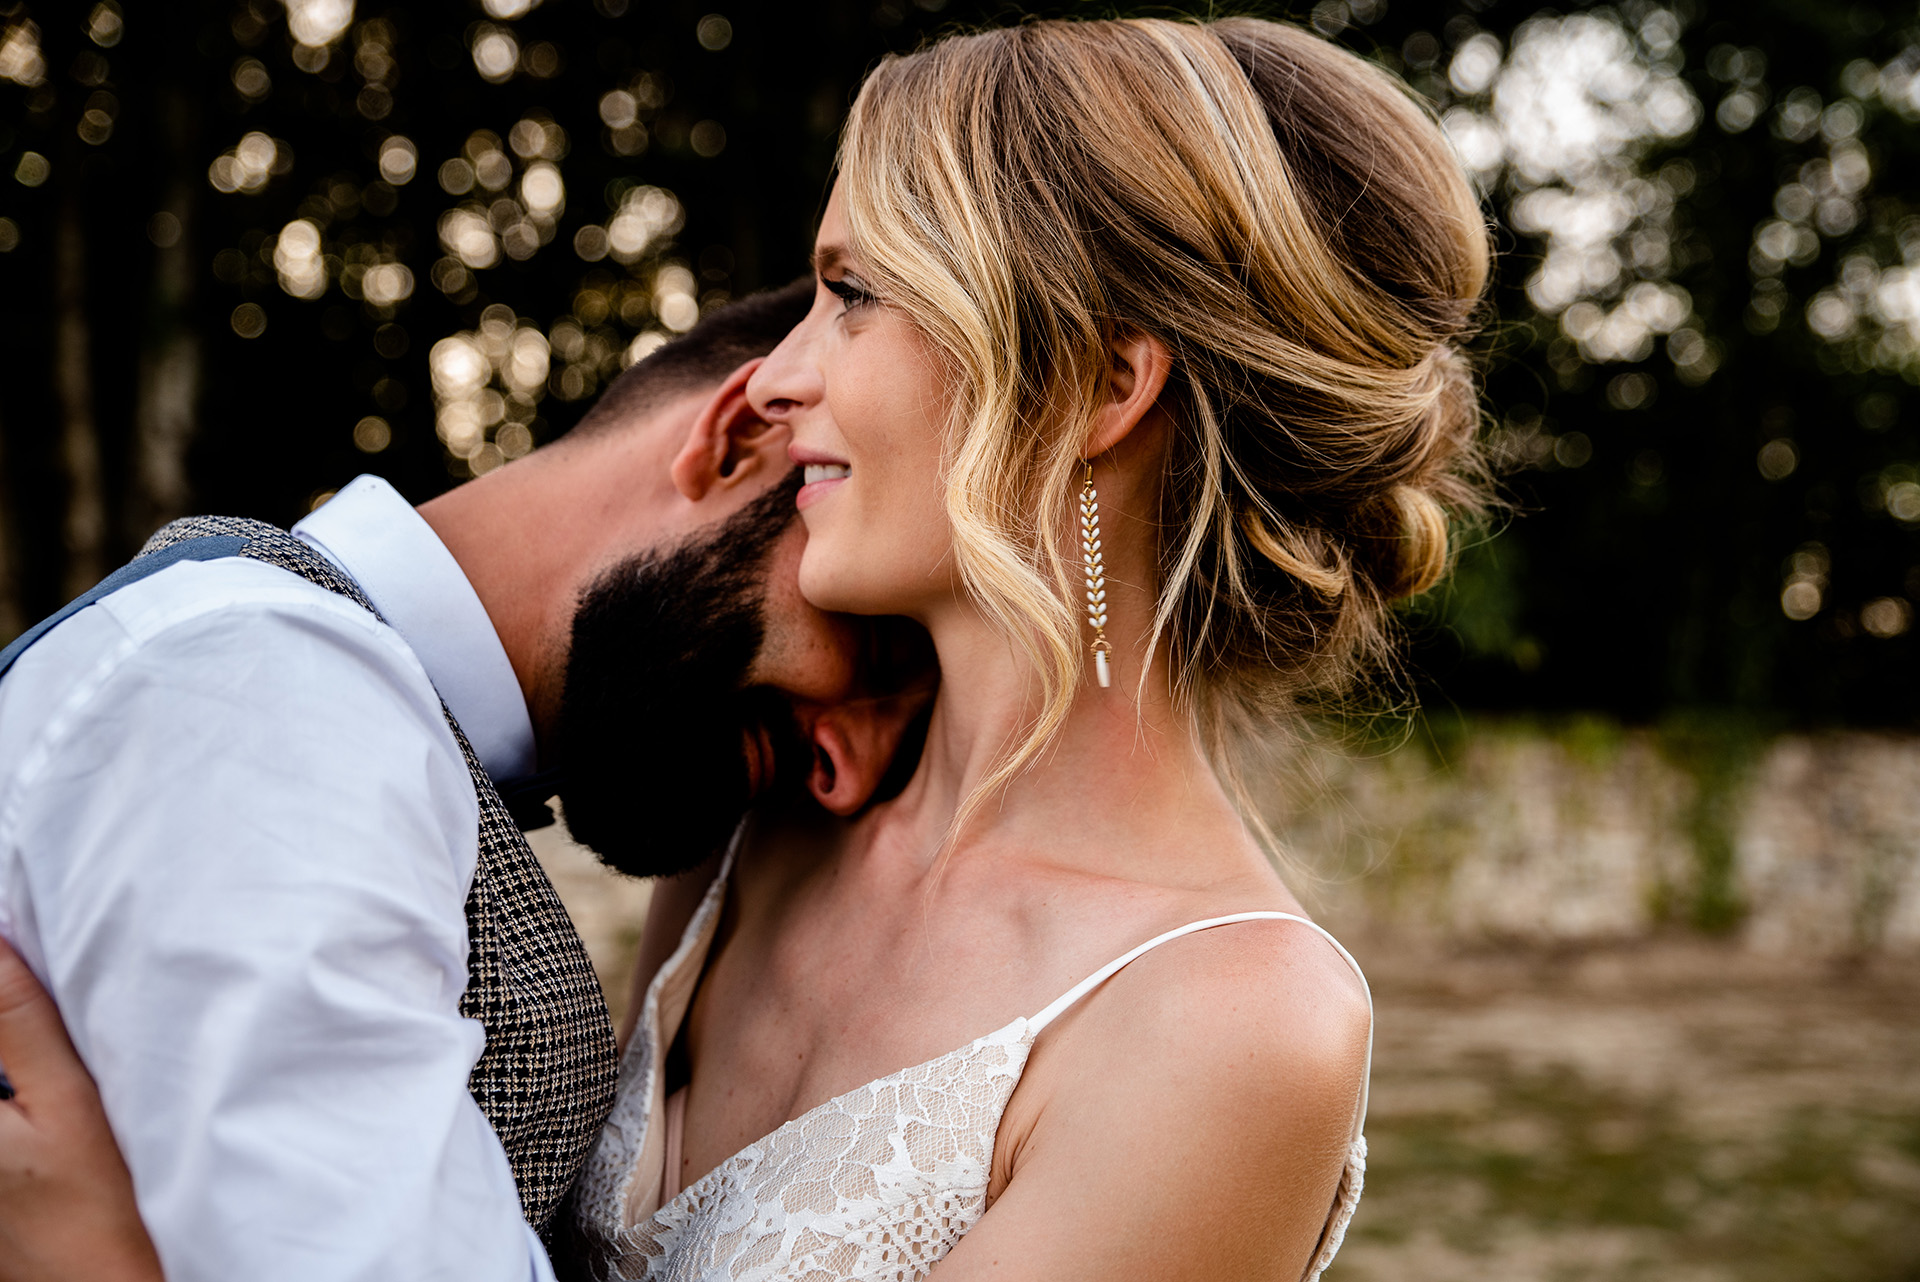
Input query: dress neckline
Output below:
<box><xmin>642</xmin><ymin>849</ymin><xmax>1373</xmax><ymax>1225</ymax></box>
<box><xmin>659</xmin><ymin>1012</ymin><xmax>1038</xmax><ymax>1220</ymax></box>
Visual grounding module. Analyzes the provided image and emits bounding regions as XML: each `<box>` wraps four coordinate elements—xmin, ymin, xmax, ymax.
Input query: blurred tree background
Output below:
<box><xmin>0</xmin><ymin>0</ymin><xmax>1916</xmax><ymax>725</ymax></box>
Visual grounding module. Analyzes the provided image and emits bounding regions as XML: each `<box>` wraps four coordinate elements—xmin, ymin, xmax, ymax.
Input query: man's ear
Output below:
<box><xmin>794</xmin><ymin>679</ymin><xmax>936</xmax><ymax>816</ymax></box>
<box><xmin>671</xmin><ymin>358</ymin><xmax>786</xmax><ymax>501</ymax></box>
<box><xmin>1083</xmin><ymin>330</ymin><xmax>1173</xmax><ymax>459</ymax></box>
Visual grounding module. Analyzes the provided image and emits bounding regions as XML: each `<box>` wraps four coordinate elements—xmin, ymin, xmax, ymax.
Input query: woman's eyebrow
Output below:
<box><xmin>811</xmin><ymin>244</ymin><xmax>847</xmax><ymax>276</ymax></box>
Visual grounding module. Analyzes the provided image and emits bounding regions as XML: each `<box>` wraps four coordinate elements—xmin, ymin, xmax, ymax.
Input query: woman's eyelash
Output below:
<box><xmin>823</xmin><ymin>276</ymin><xmax>875</xmax><ymax>308</ymax></box>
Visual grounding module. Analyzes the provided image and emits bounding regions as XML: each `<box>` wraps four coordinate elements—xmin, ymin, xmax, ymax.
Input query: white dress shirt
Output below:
<box><xmin>0</xmin><ymin>476</ymin><xmax>555</xmax><ymax>1281</ymax></box>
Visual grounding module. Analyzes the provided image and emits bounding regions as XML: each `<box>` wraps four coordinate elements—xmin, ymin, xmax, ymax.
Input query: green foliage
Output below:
<box><xmin>1651</xmin><ymin>710</ymin><xmax>1773</xmax><ymax>930</ymax></box>
<box><xmin>1408</xmin><ymin>525</ymin><xmax>1534</xmax><ymax>668</ymax></box>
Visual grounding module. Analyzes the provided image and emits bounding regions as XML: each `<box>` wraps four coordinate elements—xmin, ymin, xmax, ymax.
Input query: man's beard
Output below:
<box><xmin>553</xmin><ymin>474</ymin><xmax>805</xmax><ymax>879</ymax></box>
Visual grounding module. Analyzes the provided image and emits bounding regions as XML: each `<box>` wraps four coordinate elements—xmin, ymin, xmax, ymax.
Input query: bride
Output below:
<box><xmin>2</xmin><ymin>14</ymin><xmax>1487</xmax><ymax>1282</ymax></box>
<box><xmin>568</xmin><ymin>15</ymin><xmax>1488</xmax><ymax>1281</ymax></box>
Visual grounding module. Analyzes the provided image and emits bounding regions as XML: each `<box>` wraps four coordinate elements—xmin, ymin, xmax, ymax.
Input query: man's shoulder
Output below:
<box><xmin>93</xmin><ymin>551</ymin><xmax>379</xmax><ymax>647</ymax></box>
<box><xmin>0</xmin><ymin>554</ymin><xmax>437</xmax><ymax>740</ymax></box>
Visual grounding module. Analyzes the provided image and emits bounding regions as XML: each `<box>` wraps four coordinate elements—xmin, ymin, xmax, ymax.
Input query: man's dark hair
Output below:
<box><xmin>566</xmin><ymin>277</ymin><xmax>813</xmax><ymax>439</ymax></box>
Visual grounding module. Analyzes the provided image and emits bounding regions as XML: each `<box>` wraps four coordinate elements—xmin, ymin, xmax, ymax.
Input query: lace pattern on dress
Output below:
<box><xmin>605</xmin><ymin>1021</ymin><xmax>1033</xmax><ymax>1282</ymax></box>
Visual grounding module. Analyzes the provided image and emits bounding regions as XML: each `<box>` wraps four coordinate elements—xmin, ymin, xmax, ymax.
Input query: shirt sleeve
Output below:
<box><xmin>1</xmin><ymin>576</ymin><xmax>553</xmax><ymax>1282</ymax></box>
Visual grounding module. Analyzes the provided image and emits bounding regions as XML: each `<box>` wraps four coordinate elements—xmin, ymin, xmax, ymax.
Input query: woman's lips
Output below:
<box><xmin>797</xmin><ymin>461</ymin><xmax>849</xmax><ymax>509</ymax></box>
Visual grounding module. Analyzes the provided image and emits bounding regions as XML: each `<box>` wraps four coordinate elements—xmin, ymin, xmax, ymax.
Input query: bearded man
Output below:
<box><xmin>0</xmin><ymin>281</ymin><xmax>928</xmax><ymax>1281</ymax></box>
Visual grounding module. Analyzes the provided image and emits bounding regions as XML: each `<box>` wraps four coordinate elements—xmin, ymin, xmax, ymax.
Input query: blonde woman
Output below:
<box><xmin>0</xmin><ymin>15</ymin><xmax>1487</xmax><ymax>1282</ymax></box>
<box><xmin>568</xmin><ymin>16</ymin><xmax>1488</xmax><ymax>1281</ymax></box>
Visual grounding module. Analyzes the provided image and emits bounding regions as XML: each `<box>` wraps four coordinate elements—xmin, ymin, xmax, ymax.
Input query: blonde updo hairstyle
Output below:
<box><xmin>837</xmin><ymin>16</ymin><xmax>1492</xmax><ymax>812</ymax></box>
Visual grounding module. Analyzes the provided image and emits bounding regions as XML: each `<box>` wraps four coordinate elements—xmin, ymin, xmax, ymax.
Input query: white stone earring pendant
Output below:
<box><xmin>1079</xmin><ymin>460</ymin><xmax>1112</xmax><ymax>688</ymax></box>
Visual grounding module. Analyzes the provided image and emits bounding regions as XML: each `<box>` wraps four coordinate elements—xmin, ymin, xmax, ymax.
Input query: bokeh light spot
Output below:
<box><xmin>1309</xmin><ymin>1</ymin><xmax>1347</xmax><ymax>38</ymax></box>
<box><xmin>574</xmin><ymin>226</ymin><xmax>608</xmax><ymax>262</ymax></box>
<box><xmin>0</xmin><ymin>22</ymin><xmax>48</xmax><ymax>87</ymax></box>
<box><xmin>1780</xmin><ymin>543</ymin><xmax>1829</xmax><ymax>621</ymax></box>
<box><xmin>508</xmin><ymin>115</ymin><xmax>567</xmax><ymax>160</ymax></box>
<box><xmin>1781</xmin><ymin>581</ymin><xmax>1821</xmax><ymax>620</ymax></box>
<box><xmin>472</xmin><ymin>26</ymin><xmax>519</xmax><ymax>83</ymax></box>
<box><xmin>1553</xmin><ymin>431</ymin><xmax>1594</xmax><ymax>469</ymax></box>
<box><xmin>291</xmin><ymin>42</ymin><xmax>329</xmax><ymax>74</ymax></box>
<box><xmin>208</xmin><ymin>132</ymin><xmax>289</xmax><ymax>194</ymax></box>
<box><xmin>231</xmin><ymin>303</ymin><xmax>268</xmax><ymax>339</ymax></box>
<box><xmin>356</xmin><ymin>84</ymin><xmax>393</xmax><ymax>120</ymax></box>
<box><xmin>522</xmin><ymin>161</ymin><xmax>564</xmax><ymax>218</ymax></box>
<box><xmin>284</xmin><ymin>0</ymin><xmax>354</xmax><ymax>51</ymax></box>
<box><xmin>1886</xmin><ymin>480</ymin><xmax>1920</xmax><ymax>524</ymax></box>
<box><xmin>147</xmin><ymin>211</ymin><xmax>181</xmax><ymax>248</ymax></box>
<box><xmin>600</xmin><ymin>90</ymin><xmax>637</xmax><ymax>130</ymax></box>
<box><xmin>353</xmin><ymin>415</ymin><xmax>392</xmax><ymax>453</ymax></box>
<box><xmin>0</xmin><ymin>218</ymin><xmax>18</xmax><ymax>252</ymax></box>
<box><xmin>497</xmin><ymin>422</ymin><xmax>533</xmax><ymax>459</ymax></box>
<box><xmin>232</xmin><ymin>57</ymin><xmax>271</xmax><ymax>100</ymax></box>
<box><xmin>14</xmin><ymin>151</ymin><xmax>49</xmax><ymax>187</ymax></box>
<box><xmin>273</xmin><ymin>219</ymin><xmax>327</xmax><ymax>299</ymax></box>
<box><xmin>1757</xmin><ymin>439</ymin><xmax>1799</xmax><ymax>481</ymax></box>
<box><xmin>439</xmin><ymin>207</ymin><xmax>499</xmax><ymax>269</ymax></box>
<box><xmin>430</xmin><ymin>256</ymin><xmax>472</xmax><ymax>299</ymax></box>
<box><xmin>438</xmin><ymin>158</ymin><xmax>475</xmax><ymax>195</ymax></box>
<box><xmin>1450</xmin><ymin>33</ymin><xmax>1503</xmax><ymax>96</ymax></box>
<box><xmin>625</xmin><ymin>331</ymin><xmax>668</xmax><ymax>367</ymax></box>
<box><xmin>697</xmin><ymin>14</ymin><xmax>733</xmax><ymax>51</ymax></box>
<box><xmin>1860</xmin><ymin>597</ymin><xmax>1913</xmax><ymax>638</ymax></box>
<box><xmin>87</xmin><ymin>3</ymin><xmax>125</xmax><ymax>48</ymax></box>
<box><xmin>362</xmin><ymin>263</ymin><xmax>415</xmax><ymax>307</ymax></box>
<box><xmin>1606</xmin><ymin>372</ymin><xmax>1657</xmax><ymax>410</ymax></box>
<box><xmin>77</xmin><ymin>103</ymin><xmax>114</xmax><ymax>145</ymax></box>
<box><xmin>690</xmin><ymin>120</ymin><xmax>726</xmax><ymax>157</ymax></box>
<box><xmin>604</xmin><ymin>186</ymin><xmax>683</xmax><ymax>263</ymax></box>
<box><xmin>524</xmin><ymin>42</ymin><xmax>561</xmax><ymax>78</ymax></box>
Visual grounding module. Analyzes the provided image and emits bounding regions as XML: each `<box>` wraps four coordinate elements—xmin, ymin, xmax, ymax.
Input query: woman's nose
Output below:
<box><xmin>747</xmin><ymin>310</ymin><xmax>825</xmax><ymax>421</ymax></box>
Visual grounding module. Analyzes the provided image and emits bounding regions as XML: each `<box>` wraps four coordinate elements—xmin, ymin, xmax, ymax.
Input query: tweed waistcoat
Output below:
<box><xmin>139</xmin><ymin>515</ymin><xmax>618</xmax><ymax>1232</ymax></box>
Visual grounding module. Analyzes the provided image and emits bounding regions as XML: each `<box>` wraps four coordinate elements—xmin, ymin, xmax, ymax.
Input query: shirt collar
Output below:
<box><xmin>293</xmin><ymin>475</ymin><xmax>538</xmax><ymax>784</ymax></box>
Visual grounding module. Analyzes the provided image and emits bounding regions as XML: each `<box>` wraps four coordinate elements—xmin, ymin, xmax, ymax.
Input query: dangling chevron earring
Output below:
<box><xmin>1079</xmin><ymin>459</ymin><xmax>1112</xmax><ymax>688</ymax></box>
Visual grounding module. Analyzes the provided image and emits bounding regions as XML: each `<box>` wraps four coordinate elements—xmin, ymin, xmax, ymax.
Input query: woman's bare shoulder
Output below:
<box><xmin>965</xmin><ymin>915</ymin><xmax>1371</xmax><ymax>1279</ymax></box>
<box><xmin>1005</xmin><ymin>908</ymin><xmax>1371</xmax><ymax>1170</ymax></box>
<box><xmin>1095</xmin><ymin>910</ymin><xmax>1369</xmax><ymax>1091</ymax></box>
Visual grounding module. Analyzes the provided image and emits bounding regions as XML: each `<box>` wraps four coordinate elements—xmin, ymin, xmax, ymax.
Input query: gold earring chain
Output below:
<box><xmin>1080</xmin><ymin>460</ymin><xmax>1112</xmax><ymax>689</ymax></box>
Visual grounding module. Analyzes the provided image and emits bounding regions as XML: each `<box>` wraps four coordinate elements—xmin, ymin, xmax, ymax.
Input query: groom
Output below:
<box><xmin>0</xmin><ymin>281</ymin><xmax>927</xmax><ymax>1281</ymax></box>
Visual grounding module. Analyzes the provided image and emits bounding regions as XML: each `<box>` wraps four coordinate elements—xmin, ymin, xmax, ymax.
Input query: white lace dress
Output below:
<box><xmin>570</xmin><ymin>852</ymin><xmax>1372</xmax><ymax>1282</ymax></box>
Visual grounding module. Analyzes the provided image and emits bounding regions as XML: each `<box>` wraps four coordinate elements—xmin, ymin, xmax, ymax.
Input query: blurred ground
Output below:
<box><xmin>1330</xmin><ymin>937</ymin><xmax>1920</xmax><ymax>1282</ymax></box>
<box><xmin>531</xmin><ymin>799</ymin><xmax>1920</xmax><ymax>1282</ymax></box>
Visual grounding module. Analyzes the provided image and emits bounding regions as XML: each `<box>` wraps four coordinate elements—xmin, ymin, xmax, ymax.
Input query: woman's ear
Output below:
<box><xmin>1083</xmin><ymin>330</ymin><xmax>1173</xmax><ymax>458</ymax></box>
<box><xmin>671</xmin><ymin>357</ymin><xmax>787</xmax><ymax>501</ymax></box>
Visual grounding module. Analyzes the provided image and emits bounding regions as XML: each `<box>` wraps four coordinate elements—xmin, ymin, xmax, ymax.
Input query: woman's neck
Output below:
<box><xmin>869</xmin><ymin>603</ymin><xmax>1261</xmax><ymax>886</ymax></box>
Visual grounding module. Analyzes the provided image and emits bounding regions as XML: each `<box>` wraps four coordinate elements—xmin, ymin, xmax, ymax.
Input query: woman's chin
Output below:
<box><xmin>797</xmin><ymin>556</ymin><xmax>909</xmax><ymax>618</ymax></box>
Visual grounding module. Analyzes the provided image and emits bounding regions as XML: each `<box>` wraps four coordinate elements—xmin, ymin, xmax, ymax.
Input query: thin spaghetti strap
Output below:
<box><xmin>1026</xmin><ymin>912</ymin><xmax>1374</xmax><ymax>1132</ymax></box>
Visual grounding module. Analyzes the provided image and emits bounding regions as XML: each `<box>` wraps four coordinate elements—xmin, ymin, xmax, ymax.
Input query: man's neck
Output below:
<box><xmin>416</xmin><ymin>465</ymin><xmax>568</xmax><ymax>745</ymax></box>
<box><xmin>414</xmin><ymin>411</ymin><xmax>695</xmax><ymax>760</ymax></box>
